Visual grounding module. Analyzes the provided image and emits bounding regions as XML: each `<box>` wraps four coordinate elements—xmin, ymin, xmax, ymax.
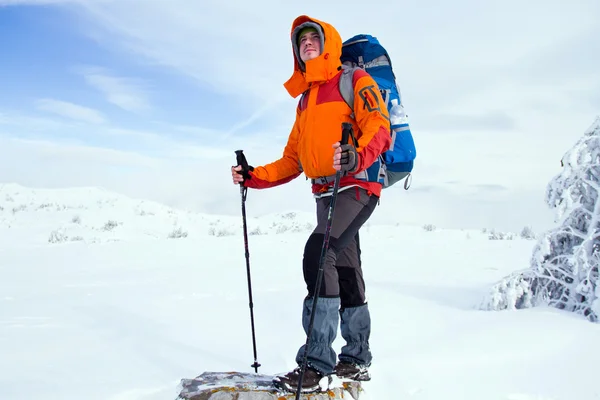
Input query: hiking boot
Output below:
<box><xmin>334</xmin><ymin>361</ymin><xmax>371</xmax><ymax>381</ymax></box>
<box><xmin>273</xmin><ymin>366</ymin><xmax>331</xmax><ymax>393</ymax></box>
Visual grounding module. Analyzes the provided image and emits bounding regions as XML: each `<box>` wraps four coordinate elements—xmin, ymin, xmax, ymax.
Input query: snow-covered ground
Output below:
<box><xmin>1</xmin><ymin>183</ymin><xmax>599</xmax><ymax>400</ymax></box>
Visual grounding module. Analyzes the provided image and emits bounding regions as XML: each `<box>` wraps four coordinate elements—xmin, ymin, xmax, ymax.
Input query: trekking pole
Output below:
<box><xmin>235</xmin><ymin>149</ymin><xmax>261</xmax><ymax>373</ymax></box>
<box><xmin>295</xmin><ymin>123</ymin><xmax>352</xmax><ymax>399</ymax></box>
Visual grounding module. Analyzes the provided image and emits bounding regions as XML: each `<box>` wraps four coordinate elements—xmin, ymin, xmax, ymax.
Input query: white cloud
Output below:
<box><xmin>67</xmin><ymin>1</ymin><xmax>599</xmax><ymax>105</ymax></box>
<box><xmin>0</xmin><ymin>111</ymin><xmax>70</xmax><ymax>131</ymax></box>
<box><xmin>76</xmin><ymin>66</ymin><xmax>151</xmax><ymax>113</ymax></box>
<box><xmin>16</xmin><ymin>137</ymin><xmax>158</xmax><ymax>167</ymax></box>
<box><xmin>73</xmin><ymin>1</ymin><xmax>292</xmax><ymax>103</ymax></box>
<box><xmin>35</xmin><ymin>99</ymin><xmax>106</xmax><ymax>124</ymax></box>
<box><xmin>5</xmin><ymin>0</ymin><xmax>600</xmax><ymax>119</ymax></box>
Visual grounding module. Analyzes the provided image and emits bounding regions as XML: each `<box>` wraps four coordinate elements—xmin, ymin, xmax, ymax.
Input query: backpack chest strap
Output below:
<box><xmin>311</xmin><ymin>170</ymin><xmax>369</xmax><ymax>185</ymax></box>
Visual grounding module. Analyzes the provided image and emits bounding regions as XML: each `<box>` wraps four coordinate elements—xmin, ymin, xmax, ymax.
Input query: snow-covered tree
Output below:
<box><xmin>482</xmin><ymin>117</ymin><xmax>600</xmax><ymax>322</ymax></box>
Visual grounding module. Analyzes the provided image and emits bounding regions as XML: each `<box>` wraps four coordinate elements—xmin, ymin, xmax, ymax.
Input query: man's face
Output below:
<box><xmin>299</xmin><ymin>31</ymin><xmax>321</xmax><ymax>62</ymax></box>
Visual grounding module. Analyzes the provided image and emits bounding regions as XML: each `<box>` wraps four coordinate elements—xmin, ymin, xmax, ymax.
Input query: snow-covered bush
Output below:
<box><xmin>482</xmin><ymin>117</ymin><xmax>600</xmax><ymax>322</ymax></box>
<box><xmin>269</xmin><ymin>219</ymin><xmax>314</xmax><ymax>234</ymax></box>
<box><xmin>520</xmin><ymin>226</ymin><xmax>536</xmax><ymax>240</ymax></box>
<box><xmin>48</xmin><ymin>229</ymin><xmax>68</xmax><ymax>244</ymax></box>
<box><xmin>102</xmin><ymin>220</ymin><xmax>119</xmax><ymax>231</ymax></box>
<box><xmin>281</xmin><ymin>212</ymin><xmax>296</xmax><ymax>219</ymax></box>
<box><xmin>216</xmin><ymin>228</ymin><xmax>234</xmax><ymax>237</ymax></box>
<box><xmin>488</xmin><ymin>229</ymin><xmax>515</xmax><ymax>240</ymax></box>
<box><xmin>168</xmin><ymin>227</ymin><xmax>188</xmax><ymax>239</ymax></box>
<box><xmin>12</xmin><ymin>204</ymin><xmax>26</xmax><ymax>214</ymax></box>
<box><xmin>208</xmin><ymin>226</ymin><xmax>235</xmax><ymax>237</ymax></box>
<box><xmin>423</xmin><ymin>224</ymin><xmax>436</xmax><ymax>232</ymax></box>
<box><xmin>276</xmin><ymin>224</ymin><xmax>290</xmax><ymax>234</ymax></box>
<box><xmin>72</xmin><ymin>215</ymin><xmax>81</xmax><ymax>224</ymax></box>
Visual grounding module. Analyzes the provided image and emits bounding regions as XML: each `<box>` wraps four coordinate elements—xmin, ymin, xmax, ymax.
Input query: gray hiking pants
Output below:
<box><xmin>294</xmin><ymin>186</ymin><xmax>377</xmax><ymax>375</ymax></box>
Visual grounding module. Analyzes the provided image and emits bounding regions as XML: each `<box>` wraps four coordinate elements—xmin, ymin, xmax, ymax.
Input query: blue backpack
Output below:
<box><xmin>339</xmin><ymin>34</ymin><xmax>416</xmax><ymax>189</ymax></box>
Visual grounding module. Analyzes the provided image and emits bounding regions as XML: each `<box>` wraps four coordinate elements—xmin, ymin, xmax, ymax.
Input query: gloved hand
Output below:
<box><xmin>231</xmin><ymin>164</ymin><xmax>254</xmax><ymax>185</ymax></box>
<box><xmin>233</xmin><ymin>150</ymin><xmax>254</xmax><ymax>185</ymax></box>
<box><xmin>333</xmin><ymin>142</ymin><xmax>359</xmax><ymax>173</ymax></box>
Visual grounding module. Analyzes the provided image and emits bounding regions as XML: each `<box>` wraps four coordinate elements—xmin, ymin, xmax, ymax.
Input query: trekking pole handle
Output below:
<box><xmin>341</xmin><ymin>122</ymin><xmax>352</xmax><ymax>146</ymax></box>
<box><xmin>235</xmin><ymin>150</ymin><xmax>249</xmax><ymax>171</ymax></box>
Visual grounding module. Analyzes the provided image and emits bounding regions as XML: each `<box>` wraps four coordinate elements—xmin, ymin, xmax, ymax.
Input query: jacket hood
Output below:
<box><xmin>283</xmin><ymin>15</ymin><xmax>343</xmax><ymax>98</ymax></box>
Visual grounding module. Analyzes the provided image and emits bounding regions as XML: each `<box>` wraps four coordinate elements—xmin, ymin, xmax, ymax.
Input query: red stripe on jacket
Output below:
<box><xmin>352</xmin><ymin>69</ymin><xmax>370</xmax><ymax>87</ymax></box>
<box><xmin>244</xmin><ymin>171</ymin><xmax>302</xmax><ymax>189</ymax></box>
<box><xmin>354</xmin><ymin>125</ymin><xmax>391</xmax><ymax>172</ymax></box>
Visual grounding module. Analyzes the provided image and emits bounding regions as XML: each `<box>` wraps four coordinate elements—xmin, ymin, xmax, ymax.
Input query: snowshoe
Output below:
<box><xmin>272</xmin><ymin>366</ymin><xmax>332</xmax><ymax>393</ymax></box>
<box><xmin>334</xmin><ymin>362</ymin><xmax>371</xmax><ymax>381</ymax></box>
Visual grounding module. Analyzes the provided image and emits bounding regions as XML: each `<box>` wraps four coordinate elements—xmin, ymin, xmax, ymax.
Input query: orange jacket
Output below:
<box><xmin>244</xmin><ymin>15</ymin><xmax>391</xmax><ymax>197</ymax></box>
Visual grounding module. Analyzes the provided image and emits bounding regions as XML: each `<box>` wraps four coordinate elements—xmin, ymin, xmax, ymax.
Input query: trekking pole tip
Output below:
<box><xmin>251</xmin><ymin>361</ymin><xmax>261</xmax><ymax>372</ymax></box>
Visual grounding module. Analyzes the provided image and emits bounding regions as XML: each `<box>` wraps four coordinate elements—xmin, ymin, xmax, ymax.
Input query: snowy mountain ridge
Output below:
<box><xmin>0</xmin><ymin>182</ymin><xmax>531</xmax><ymax>248</ymax></box>
<box><xmin>0</xmin><ymin>182</ymin><xmax>320</xmax><ymax>246</ymax></box>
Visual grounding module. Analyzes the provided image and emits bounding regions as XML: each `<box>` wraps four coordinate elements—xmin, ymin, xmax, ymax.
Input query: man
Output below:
<box><xmin>231</xmin><ymin>15</ymin><xmax>391</xmax><ymax>392</ymax></box>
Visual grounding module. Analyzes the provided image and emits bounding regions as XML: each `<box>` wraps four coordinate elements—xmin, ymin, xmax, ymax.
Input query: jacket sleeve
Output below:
<box><xmin>350</xmin><ymin>70</ymin><xmax>392</xmax><ymax>173</ymax></box>
<box><xmin>244</xmin><ymin>112</ymin><xmax>302</xmax><ymax>189</ymax></box>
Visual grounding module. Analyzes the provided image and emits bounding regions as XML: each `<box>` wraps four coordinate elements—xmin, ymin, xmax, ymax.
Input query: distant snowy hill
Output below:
<box><xmin>0</xmin><ymin>183</ymin><xmax>528</xmax><ymax>248</ymax></box>
<box><xmin>0</xmin><ymin>183</ymin><xmax>317</xmax><ymax>246</ymax></box>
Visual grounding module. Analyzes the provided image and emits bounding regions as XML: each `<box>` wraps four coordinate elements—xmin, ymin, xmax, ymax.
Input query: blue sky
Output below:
<box><xmin>1</xmin><ymin>0</ymin><xmax>600</xmax><ymax>232</ymax></box>
<box><xmin>0</xmin><ymin>3</ymin><xmax>256</xmax><ymax>151</ymax></box>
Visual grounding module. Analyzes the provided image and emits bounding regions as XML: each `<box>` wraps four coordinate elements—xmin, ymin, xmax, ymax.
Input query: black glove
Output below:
<box><xmin>339</xmin><ymin>143</ymin><xmax>359</xmax><ymax>173</ymax></box>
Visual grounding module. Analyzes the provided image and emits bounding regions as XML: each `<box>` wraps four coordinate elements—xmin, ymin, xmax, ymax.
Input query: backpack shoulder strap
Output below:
<box><xmin>338</xmin><ymin>64</ymin><xmax>361</xmax><ymax>119</ymax></box>
<box><xmin>338</xmin><ymin>64</ymin><xmax>361</xmax><ymax>147</ymax></box>
<box><xmin>298</xmin><ymin>89</ymin><xmax>309</xmax><ymax>112</ymax></box>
